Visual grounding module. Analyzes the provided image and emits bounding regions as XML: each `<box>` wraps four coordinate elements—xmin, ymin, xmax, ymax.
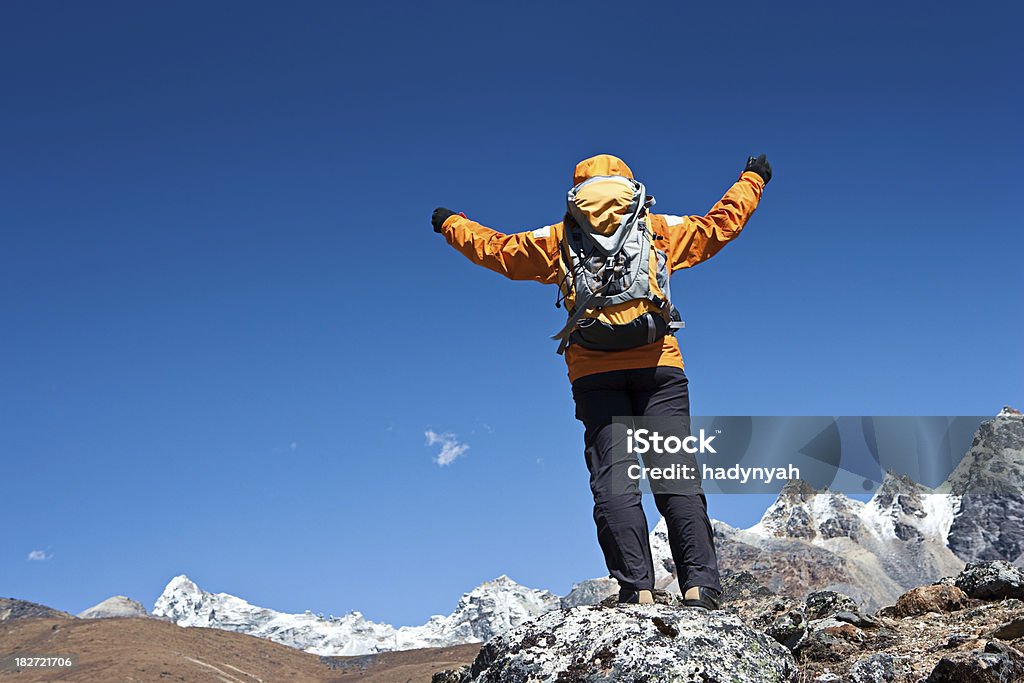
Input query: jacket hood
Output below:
<box><xmin>567</xmin><ymin>155</ymin><xmax>644</xmax><ymax>248</ymax></box>
<box><xmin>573</xmin><ymin>154</ymin><xmax>634</xmax><ymax>185</ymax></box>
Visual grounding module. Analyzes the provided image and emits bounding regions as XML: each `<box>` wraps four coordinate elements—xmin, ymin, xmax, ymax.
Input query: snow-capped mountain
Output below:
<box><xmin>702</xmin><ymin>473</ymin><xmax>963</xmax><ymax>608</ymax></box>
<box><xmin>647</xmin><ymin>408</ymin><xmax>1024</xmax><ymax>608</ymax></box>
<box><xmin>152</xmin><ymin>574</ymin><xmax>558</xmax><ymax>656</ymax></box>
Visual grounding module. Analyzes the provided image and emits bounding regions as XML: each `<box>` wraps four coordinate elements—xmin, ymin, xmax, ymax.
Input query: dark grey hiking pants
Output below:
<box><xmin>571</xmin><ymin>366</ymin><xmax>721</xmax><ymax>595</ymax></box>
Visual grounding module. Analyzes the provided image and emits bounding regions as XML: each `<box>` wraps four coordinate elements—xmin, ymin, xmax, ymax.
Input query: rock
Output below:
<box><xmin>796</xmin><ymin>618</ymin><xmax>866</xmax><ymax>662</ymax></box>
<box><xmin>598</xmin><ymin>589</ymin><xmax>680</xmax><ymax>608</ymax></box>
<box><xmin>77</xmin><ymin>596</ymin><xmax>149</xmax><ymax>619</ymax></box>
<box><xmin>804</xmin><ymin>591</ymin><xmax>861</xmax><ymax>620</ymax></box>
<box><xmin>988</xmin><ymin>616</ymin><xmax>1024</xmax><ymax>640</ymax></box>
<box><xmin>726</xmin><ymin>588</ymin><xmax>806</xmax><ymax>652</ymax></box>
<box><xmin>954</xmin><ymin>560</ymin><xmax>1024</xmax><ymax>601</ymax></box>
<box><xmin>796</xmin><ymin>632</ymin><xmax>856</xmax><ymax>663</ymax></box>
<box><xmin>560</xmin><ymin>578</ymin><xmax>617</xmax><ymax>608</ymax></box>
<box><xmin>648</xmin><ymin>589</ymin><xmax>682</xmax><ymax>606</ymax></box>
<box><xmin>0</xmin><ymin>597</ymin><xmax>73</xmax><ymax>621</ymax></box>
<box><xmin>833</xmin><ymin>610</ymin><xmax>878</xmax><ymax>628</ymax></box>
<box><xmin>927</xmin><ymin>654</ymin><xmax>1010</xmax><ymax>682</ymax></box>
<box><xmin>985</xmin><ymin>641</ymin><xmax>1024</xmax><ymax>665</ymax></box>
<box><xmin>945</xmin><ymin>632</ymin><xmax>975</xmax><ymax>648</ymax></box>
<box><xmin>892</xmin><ymin>585</ymin><xmax>968</xmax><ymax>617</ymax></box>
<box><xmin>720</xmin><ymin>570</ymin><xmax>775</xmax><ymax>603</ymax></box>
<box><xmin>466</xmin><ymin>604</ymin><xmax>798</xmax><ymax>682</ymax></box>
<box><xmin>926</xmin><ymin>641</ymin><xmax>1024</xmax><ymax>682</ymax></box>
<box><xmin>432</xmin><ymin>665</ymin><xmax>471</xmax><ymax>683</ymax></box>
<box><xmin>810</xmin><ymin>618</ymin><xmax>866</xmax><ymax>643</ymax></box>
<box><xmin>765</xmin><ymin>609</ymin><xmax>807</xmax><ymax>650</ymax></box>
<box><xmin>849</xmin><ymin>652</ymin><xmax>898</xmax><ymax>682</ymax></box>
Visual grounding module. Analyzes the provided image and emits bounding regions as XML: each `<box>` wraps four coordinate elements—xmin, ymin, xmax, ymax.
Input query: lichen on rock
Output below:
<box><xmin>462</xmin><ymin>603</ymin><xmax>798</xmax><ymax>683</ymax></box>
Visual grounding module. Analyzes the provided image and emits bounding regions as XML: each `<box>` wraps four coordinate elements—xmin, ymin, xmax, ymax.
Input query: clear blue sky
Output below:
<box><xmin>2</xmin><ymin>1</ymin><xmax>1021</xmax><ymax>627</ymax></box>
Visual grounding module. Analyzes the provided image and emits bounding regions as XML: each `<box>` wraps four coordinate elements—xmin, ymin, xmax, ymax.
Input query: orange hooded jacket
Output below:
<box><xmin>440</xmin><ymin>154</ymin><xmax>765</xmax><ymax>383</ymax></box>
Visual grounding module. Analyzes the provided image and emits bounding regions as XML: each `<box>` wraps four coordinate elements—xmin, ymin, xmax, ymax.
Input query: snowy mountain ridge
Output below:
<box><xmin>152</xmin><ymin>573</ymin><xmax>558</xmax><ymax>656</ymax></box>
<box><xmin>745</xmin><ymin>472</ymin><xmax>961</xmax><ymax>546</ymax></box>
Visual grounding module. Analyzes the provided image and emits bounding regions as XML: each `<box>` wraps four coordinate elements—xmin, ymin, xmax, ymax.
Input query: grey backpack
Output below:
<box><xmin>552</xmin><ymin>175</ymin><xmax>682</xmax><ymax>354</ymax></box>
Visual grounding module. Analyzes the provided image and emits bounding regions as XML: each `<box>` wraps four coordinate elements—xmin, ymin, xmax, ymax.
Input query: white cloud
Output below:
<box><xmin>27</xmin><ymin>550</ymin><xmax>50</xmax><ymax>561</ymax></box>
<box><xmin>425</xmin><ymin>430</ymin><xmax>470</xmax><ymax>466</ymax></box>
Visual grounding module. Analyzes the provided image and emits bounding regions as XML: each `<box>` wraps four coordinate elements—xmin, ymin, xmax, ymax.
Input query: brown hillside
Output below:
<box><xmin>0</xmin><ymin>617</ymin><xmax>479</xmax><ymax>683</ymax></box>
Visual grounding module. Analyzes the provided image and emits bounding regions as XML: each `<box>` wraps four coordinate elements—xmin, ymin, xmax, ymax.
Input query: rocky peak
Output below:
<box><xmin>753</xmin><ymin>480</ymin><xmax>821</xmax><ymax>540</ymax></box>
<box><xmin>0</xmin><ymin>598</ymin><xmax>73</xmax><ymax>622</ymax></box>
<box><xmin>751</xmin><ymin>480</ymin><xmax>863</xmax><ymax>542</ymax></box>
<box><xmin>78</xmin><ymin>595</ymin><xmax>149</xmax><ymax>619</ymax></box>
<box><xmin>871</xmin><ymin>471</ymin><xmax>928</xmax><ymax>512</ymax></box>
<box><xmin>945</xmin><ymin>411</ymin><xmax>1024</xmax><ymax>563</ymax></box>
<box><xmin>947</xmin><ymin>410</ymin><xmax>1024</xmax><ymax>494</ymax></box>
<box><xmin>427</xmin><ymin>575</ymin><xmax>559</xmax><ymax>644</ymax></box>
<box><xmin>560</xmin><ymin>577</ymin><xmax>618</xmax><ymax>609</ymax></box>
<box><xmin>863</xmin><ymin>470</ymin><xmax>941</xmax><ymax>543</ymax></box>
<box><xmin>153</xmin><ymin>575</ymin><xmax>204</xmax><ymax>616</ymax></box>
<box><xmin>778</xmin><ymin>478</ymin><xmax>818</xmax><ymax>505</ymax></box>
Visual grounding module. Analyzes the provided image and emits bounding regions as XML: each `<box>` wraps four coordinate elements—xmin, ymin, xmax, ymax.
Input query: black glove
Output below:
<box><xmin>744</xmin><ymin>154</ymin><xmax>772</xmax><ymax>185</ymax></box>
<box><xmin>432</xmin><ymin>207</ymin><xmax>457</xmax><ymax>233</ymax></box>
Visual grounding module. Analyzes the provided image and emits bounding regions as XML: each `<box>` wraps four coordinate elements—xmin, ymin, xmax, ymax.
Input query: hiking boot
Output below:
<box><xmin>682</xmin><ymin>586</ymin><xmax>721</xmax><ymax>610</ymax></box>
<box><xmin>618</xmin><ymin>588</ymin><xmax>655</xmax><ymax>605</ymax></box>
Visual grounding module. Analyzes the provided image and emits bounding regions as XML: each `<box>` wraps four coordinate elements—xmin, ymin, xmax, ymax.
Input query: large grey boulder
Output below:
<box><xmin>926</xmin><ymin>641</ymin><xmax>1024</xmax><ymax>682</ymax></box>
<box><xmin>460</xmin><ymin>604</ymin><xmax>798</xmax><ymax>682</ymax></box>
<box><xmin>848</xmin><ymin>652</ymin><xmax>900</xmax><ymax>683</ymax></box>
<box><xmin>954</xmin><ymin>560</ymin><xmax>1024</xmax><ymax>600</ymax></box>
